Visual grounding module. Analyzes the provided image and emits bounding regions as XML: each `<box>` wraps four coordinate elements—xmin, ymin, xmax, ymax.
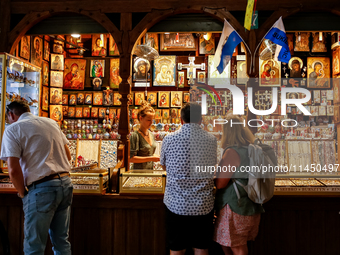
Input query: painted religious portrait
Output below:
<box><xmin>66</xmin><ymin>35</ymin><xmax>80</xmax><ymax>48</ymax></box>
<box><xmin>91</xmin><ymin>107</ymin><xmax>99</xmax><ymax>118</ymax></box>
<box><xmin>62</xmin><ymin>106</ymin><xmax>68</xmax><ymax>117</ymax></box>
<box><xmin>85</xmin><ymin>93</ymin><xmax>92</xmax><ymax>105</ymax></box>
<box><xmin>42</xmin><ymin>86</ymin><xmax>49</xmax><ymax>111</ymax></box>
<box><xmin>50</xmin><ymin>54</ymin><xmax>64</xmax><ymax>71</ymax></box>
<box><xmin>153</xmin><ymin>56</ymin><xmax>176</xmax><ymax>86</ymax></box>
<box><xmin>50</xmin><ymin>105</ymin><xmax>63</xmax><ymax>122</ymax></box>
<box><xmin>75</xmin><ymin>107</ymin><xmax>83</xmax><ymax>118</ymax></box>
<box><xmin>133</xmin><ymin>57</ymin><xmax>151</xmax><ymax>86</ymax></box>
<box><xmin>147</xmin><ymin>92</ymin><xmax>157</xmax><ymax>106</ymax></box>
<box><xmin>160</xmin><ymin>33</ymin><xmax>196</xmax><ymax>51</ymax></box>
<box><xmin>237</xmin><ymin>61</ymin><xmax>248</xmax><ymax>85</ymax></box>
<box><xmin>144</xmin><ymin>33</ymin><xmax>159</xmax><ymax>51</ymax></box>
<box><xmin>199</xmin><ymin>34</ymin><xmax>215</xmax><ymax>55</ymax></box>
<box><xmin>312</xmin><ymin>32</ymin><xmax>327</xmax><ymax>53</ymax></box>
<box><xmin>83</xmin><ymin>107</ymin><xmax>90</xmax><ymax>118</ymax></box>
<box><xmin>307</xmin><ymin>57</ymin><xmax>330</xmax><ymax>88</ymax></box>
<box><xmin>62</xmin><ymin>94</ymin><xmax>68</xmax><ymax>105</ymax></box>
<box><xmin>31</xmin><ymin>36</ymin><xmax>43</xmax><ymax>67</ymax></box>
<box><xmin>44</xmin><ymin>40</ymin><xmax>50</xmax><ymax>61</ymax></box>
<box><xmin>333</xmin><ymin>76</ymin><xmax>340</xmax><ymax>104</ymax></box>
<box><xmin>333</xmin><ymin>48</ymin><xmax>340</xmax><ymax>75</ymax></box>
<box><xmin>68</xmin><ymin>107</ymin><xmax>75</xmax><ymax>118</ymax></box>
<box><xmin>110</xmin><ymin>59</ymin><xmax>122</xmax><ymax>89</ymax></box>
<box><xmin>113</xmin><ymin>93</ymin><xmax>122</xmax><ymax>106</ymax></box>
<box><xmin>197</xmin><ymin>71</ymin><xmax>206</xmax><ymax>84</ymax></box>
<box><xmin>93</xmin><ymin>78</ymin><xmax>102</xmax><ymax>91</ymax></box>
<box><xmin>109</xmin><ymin>108</ymin><xmax>116</xmax><ymax>119</ymax></box>
<box><xmin>289</xmin><ymin>57</ymin><xmax>303</xmax><ymax>78</ymax></box>
<box><xmin>158</xmin><ymin>92</ymin><xmax>170</xmax><ymax>108</ymax></box>
<box><xmin>99</xmin><ymin>108</ymin><xmax>106</xmax><ymax>118</ymax></box>
<box><xmin>50</xmin><ymin>71</ymin><xmax>64</xmax><ymax>88</ymax></box>
<box><xmin>63</xmin><ymin>59</ymin><xmax>86</xmax><ymax>90</ymax></box>
<box><xmin>69</xmin><ymin>94</ymin><xmax>76</xmax><ymax>105</ymax></box>
<box><xmin>208</xmin><ymin>55</ymin><xmax>230</xmax><ymax>86</ymax></box>
<box><xmin>50</xmin><ymin>88</ymin><xmax>62</xmax><ymax>104</ymax></box>
<box><xmin>183</xmin><ymin>92</ymin><xmax>190</xmax><ymax>103</ymax></box>
<box><xmin>92</xmin><ymin>34</ymin><xmax>107</xmax><ymax>56</ymax></box>
<box><xmin>93</xmin><ymin>92</ymin><xmax>103</xmax><ymax>106</ymax></box>
<box><xmin>171</xmin><ymin>91</ymin><xmax>182</xmax><ymax>108</ymax></box>
<box><xmin>155</xmin><ymin>109</ymin><xmax>162</xmax><ymax>119</ymax></box>
<box><xmin>286</xmin><ymin>33</ymin><xmax>294</xmax><ymax>56</ymax></box>
<box><xmin>103</xmin><ymin>89</ymin><xmax>114</xmax><ymax>106</ymax></box>
<box><xmin>134</xmin><ymin>92</ymin><xmax>144</xmax><ymax>106</ymax></box>
<box><xmin>42</xmin><ymin>61</ymin><xmax>49</xmax><ymax>86</ymax></box>
<box><xmin>178</xmin><ymin>71</ymin><xmax>185</xmax><ymax>88</ymax></box>
<box><xmin>162</xmin><ymin>109</ymin><xmax>170</xmax><ymax>119</ymax></box>
<box><xmin>294</xmin><ymin>32</ymin><xmax>310</xmax><ymax>52</ymax></box>
<box><xmin>77</xmin><ymin>93</ymin><xmax>84</xmax><ymax>104</ymax></box>
<box><xmin>109</xmin><ymin>35</ymin><xmax>119</xmax><ymax>56</ymax></box>
<box><xmin>259</xmin><ymin>59</ymin><xmax>281</xmax><ymax>87</ymax></box>
<box><xmin>20</xmin><ymin>35</ymin><xmax>30</xmax><ymax>60</ymax></box>
<box><xmin>90</xmin><ymin>60</ymin><xmax>105</xmax><ymax>78</ymax></box>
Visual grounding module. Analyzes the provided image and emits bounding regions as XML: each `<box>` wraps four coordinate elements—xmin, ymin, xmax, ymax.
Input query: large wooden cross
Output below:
<box><xmin>178</xmin><ymin>57</ymin><xmax>205</xmax><ymax>85</ymax></box>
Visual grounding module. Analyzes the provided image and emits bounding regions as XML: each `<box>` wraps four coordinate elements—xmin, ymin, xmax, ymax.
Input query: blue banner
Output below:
<box><xmin>265</xmin><ymin>27</ymin><xmax>291</xmax><ymax>63</ymax></box>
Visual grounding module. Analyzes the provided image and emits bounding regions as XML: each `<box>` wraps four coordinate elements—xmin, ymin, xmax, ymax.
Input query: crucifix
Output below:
<box><xmin>255</xmin><ymin>91</ymin><xmax>261</xmax><ymax>102</ymax></box>
<box><xmin>222</xmin><ymin>91</ymin><xmax>232</xmax><ymax>106</ymax></box>
<box><xmin>178</xmin><ymin>57</ymin><xmax>206</xmax><ymax>85</ymax></box>
<box><xmin>283</xmin><ymin>66</ymin><xmax>287</xmax><ymax>73</ymax></box>
<box><xmin>263</xmin><ymin>90</ymin><xmax>272</xmax><ymax>101</ymax></box>
<box><xmin>190</xmin><ymin>85</ymin><xmax>199</xmax><ymax>102</ymax></box>
<box><xmin>285</xmin><ymin>73</ymin><xmax>289</xmax><ymax>78</ymax></box>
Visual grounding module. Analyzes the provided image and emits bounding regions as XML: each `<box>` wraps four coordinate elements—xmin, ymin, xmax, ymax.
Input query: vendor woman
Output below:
<box><xmin>130</xmin><ymin>102</ymin><xmax>159</xmax><ymax>169</ymax></box>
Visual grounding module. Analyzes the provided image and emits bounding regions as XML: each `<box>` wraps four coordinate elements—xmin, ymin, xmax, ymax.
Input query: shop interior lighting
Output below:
<box><xmin>319</xmin><ymin>32</ymin><xmax>323</xmax><ymax>41</ymax></box>
<box><xmin>71</xmin><ymin>34</ymin><xmax>81</xmax><ymax>38</ymax></box>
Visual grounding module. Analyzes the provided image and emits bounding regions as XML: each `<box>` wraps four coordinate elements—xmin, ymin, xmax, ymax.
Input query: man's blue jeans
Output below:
<box><xmin>22</xmin><ymin>175</ymin><xmax>73</xmax><ymax>255</ymax></box>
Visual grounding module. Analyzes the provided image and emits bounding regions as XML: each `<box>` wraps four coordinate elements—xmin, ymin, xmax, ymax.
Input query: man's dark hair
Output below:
<box><xmin>181</xmin><ymin>102</ymin><xmax>202</xmax><ymax>123</ymax></box>
<box><xmin>6</xmin><ymin>100</ymin><xmax>30</xmax><ymax>116</ymax></box>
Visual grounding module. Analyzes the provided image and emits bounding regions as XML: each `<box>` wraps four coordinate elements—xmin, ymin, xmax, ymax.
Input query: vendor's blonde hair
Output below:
<box><xmin>137</xmin><ymin>101</ymin><xmax>155</xmax><ymax>120</ymax></box>
<box><xmin>221</xmin><ymin>116</ymin><xmax>255</xmax><ymax>149</ymax></box>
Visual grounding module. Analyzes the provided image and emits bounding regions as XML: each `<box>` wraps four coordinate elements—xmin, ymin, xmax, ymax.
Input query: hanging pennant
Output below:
<box><xmin>244</xmin><ymin>0</ymin><xmax>255</xmax><ymax>30</ymax></box>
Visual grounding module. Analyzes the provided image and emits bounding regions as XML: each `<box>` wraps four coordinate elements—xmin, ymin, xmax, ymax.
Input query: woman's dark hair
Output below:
<box><xmin>181</xmin><ymin>102</ymin><xmax>201</xmax><ymax>123</ymax></box>
<box><xmin>6</xmin><ymin>100</ymin><xmax>30</xmax><ymax>116</ymax></box>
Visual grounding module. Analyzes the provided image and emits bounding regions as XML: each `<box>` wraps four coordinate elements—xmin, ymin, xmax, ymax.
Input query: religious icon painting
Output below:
<box><xmin>259</xmin><ymin>59</ymin><xmax>281</xmax><ymax>87</ymax></box>
<box><xmin>103</xmin><ymin>89</ymin><xmax>114</xmax><ymax>106</ymax></box>
<box><xmin>294</xmin><ymin>32</ymin><xmax>310</xmax><ymax>52</ymax></box>
<box><xmin>91</xmin><ymin>107</ymin><xmax>99</xmax><ymax>118</ymax></box>
<box><xmin>43</xmin><ymin>40</ymin><xmax>50</xmax><ymax>61</ymax></box>
<box><xmin>77</xmin><ymin>93</ymin><xmax>84</xmax><ymax>105</ymax></box>
<box><xmin>109</xmin><ymin>108</ymin><xmax>116</xmax><ymax>119</ymax></box>
<box><xmin>160</xmin><ymin>33</ymin><xmax>196</xmax><ymax>51</ymax></box>
<box><xmin>155</xmin><ymin>109</ymin><xmax>162</xmax><ymax>119</ymax></box>
<box><xmin>133</xmin><ymin>57</ymin><xmax>151</xmax><ymax>87</ymax></box>
<box><xmin>93</xmin><ymin>92</ymin><xmax>103</xmax><ymax>106</ymax></box>
<box><xmin>117</xmin><ymin>109</ymin><xmax>121</xmax><ymax>119</ymax></box>
<box><xmin>42</xmin><ymin>61</ymin><xmax>49</xmax><ymax>86</ymax></box>
<box><xmin>131</xmin><ymin>109</ymin><xmax>138</xmax><ymax>119</ymax></box>
<box><xmin>68</xmin><ymin>107</ymin><xmax>75</xmax><ymax>118</ymax></box>
<box><xmin>50</xmin><ymin>54</ymin><xmax>64</xmax><ymax>71</ymax></box>
<box><xmin>90</xmin><ymin>60</ymin><xmax>105</xmax><ymax>78</ymax></box>
<box><xmin>63</xmin><ymin>59</ymin><xmax>86</xmax><ymax>90</ymax></box>
<box><xmin>127</xmin><ymin>93</ymin><xmax>134</xmax><ymax>105</ymax></box>
<box><xmin>208</xmin><ymin>55</ymin><xmax>230</xmax><ymax>86</ymax></box>
<box><xmin>69</xmin><ymin>94</ymin><xmax>76</xmax><ymax>105</ymax></box>
<box><xmin>83</xmin><ymin>107</ymin><xmax>90</xmax><ymax>118</ymax></box>
<box><xmin>92</xmin><ymin>34</ymin><xmax>107</xmax><ymax>56</ymax></box>
<box><xmin>42</xmin><ymin>86</ymin><xmax>49</xmax><ymax>111</ymax></box>
<box><xmin>20</xmin><ymin>35</ymin><xmax>30</xmax><ymax>60</ymax></box>
<box><xmin>313</xmin><ymin>90</ymin><xmax>321</xmax><ymax>104</ymax></box>
<box><xmin>171</xmin><ymin>91</ymin><xmax>183</xmax><ymax>108</ymax></box>
<box><xmin>53</xmin><ymin>42</ymin><xmax>63</xmax><ymax>54</ymax></box>
<box><xmin>61</xmin><ymin>94</ymin><xmax>68</xmax><ymax>106</ymax></box>
<box><xmin>312</xmin><ymin>32</ymin><xmax>327</xmax><ymax>53</ymax></box>
<box><xmin>197</xmin><ymin>71</ymin><xmax>206</xmax><ymax>84</ymax></box>
<box><xmin>319</xmin><ymin>106</ymin><xmax>326</xmax><ymax>116</ymax></box>
<box><xmin>162</xmin><ymin>109</ymin><xmax>170</xmax><ymax>119</ymax></box>
<box><xmin>113</xmin><ymin>92</ymin><xmax>122</xmax><ymax>106</ymax></box>
<box><xmin>85</xmin><ymin>93</ymin><xmax>92</xmax><ymax>105</ymax></box>
<box><xmin>50</xmin><ymin>88</ymin><xmax>62</xmax><ymax>105</ymax></box>
<box><xmin>178</xmin><ymin>71</ymin><xmax>185</xmax><ymax>88</ymax></box>
<box><xmin>333</xmin><ymin>77</ymin><xmax>340</xmax><ymax>104</ymax></box>
<box><xmin>333</xmin><ymin>48</ymin><xmax>340</xmax><ymax>75</ymax></box>
<box><xmin>134</xmin><ymin>92</ymin><xmax>144</xmax><ymax>106</ymax></box>
<box><xmin>66</xmin><ymin>35</ymin><xmax>81</xmax><ymax>49</ymax></box>
<box><xmin>31</xmin><ymin>36</ymin><xmax>43</xmax><ymax>67</ymax></box>
<box><xmin>147</xmin><ymin>92</ymin><xmax>157</xmax><ymax>106</ymax></box>
<box><xmin>170</xmin><ymin>108</ymin><xmax>178</xmax><ymax>119</ymax></box>
<box><xmin>144</xmin><ymin>33</ymin><xmax>159</xmax><ymax>51</ymax></box>
<box><xmin>158</xmin><ymin>92</ymin><xmax>170</xmax><ymax>108</ymax></box>
<box><xmin>75</xmin><ymin>107</ymin><xmax>83</xmax><ymax>118</ymax></box>
<box><xmin>153</xmin><ymin>56</ymin><xmax>176</xmax><ymax>86</ymax></box>
<box><xmin>183</xmin><ymin>92</ymin><xmax>190</xmax><ymax>103</ymax></box>
<box><xmin>62</xmin><ymin>106</ymin><xmax>68</xmax><ymax>117</ymax></box>
<box><xmin>99</xmin><ymin>108</ymin><xmax>106</xmax><ymax>118</ymax></box>
<box><xmin>110</xmin><ymin>59</ymin><xmax>122</xmax><ymax>89</ymax></box>
<box><xmin>334</xmin><ymin>106</ymin><xmax>339</xmax><ymax>123</ymax></box>
<box><xmin>109</xmin><ymin>35</ymin><xmax>119</xmax><ymax>56</ymax></box>
<box><xmin>199</xmin><ymin>34</ymin><xmax>215</xmax><ymax>55</ymax></box>
<box><xmin>327</xmin><ymin>90</ymin><xmax>333</xmax><ymax>100</ymax></box>
<box><xmin>288</xmin><ymin>57</ymin><xmax>303</xmax><ymax>79</ymax></box>
<box><xmin>50</xmin><ymin>71</ymin><xmax>63</xmax><ymax>88</ymax></box>
<box><xmin>327</xmin><ymin>105</ymin><xmax>334</xmax><ymax>116</ymax></box>
<box><xmin>286</xmin><ymin>33</ymin><xmax>294</xmax><ymax>56</ymax></box>
<box><xmin>50</xmin><ymin>105</ymin><xmax>63</xmax><ymax>122</ymax></box>
<box><xmin>93</xmin><ymin>78</ymin><xmax>102</xmax><ymax>91</ymax></box>
<box><xmin>307</xmin><ymin>57</ymin><xmax>330</xmax><ymax>88</ymax></box>
<box><xmin>237</xmin><ymin>61</ymin><xmax>248</xmax><ymax>85</ymax></box>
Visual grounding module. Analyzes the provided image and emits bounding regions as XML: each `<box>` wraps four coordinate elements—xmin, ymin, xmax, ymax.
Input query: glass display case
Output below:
<box><xmin>0</xmin><ymin>53</ymin><xmax>41</xmax><ymax>169</ymax></box>
<box><xmin>70</xmin><ymin>168</ymin><xmax>109</xmax><ymax>194</ymax></box>
<box><xmin>119</xmin><ymin>168</ymin><xmax>166</xmax><ymax>194</ymax></box>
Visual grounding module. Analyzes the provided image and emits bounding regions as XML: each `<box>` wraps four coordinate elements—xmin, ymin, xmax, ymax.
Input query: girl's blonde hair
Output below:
<box><xmin>137</xmin><ymin>101</ymin><xmax>155</xmax><ymax>120</ymax></box>
<box><xmin>221</xmin><ymin>116</ymin><xmax>255</xmax><ymax>149</ymax></box>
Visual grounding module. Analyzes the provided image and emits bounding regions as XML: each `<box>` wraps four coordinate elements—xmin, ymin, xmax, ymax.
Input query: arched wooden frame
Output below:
<box><xmin>8</xmin><ymin>10</ymin><xmax>122</xmax><ymax>55</ymax></box>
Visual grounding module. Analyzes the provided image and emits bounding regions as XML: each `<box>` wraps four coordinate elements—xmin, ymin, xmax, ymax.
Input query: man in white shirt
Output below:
<box><xmin>161</xmin><ymin>102</ymin><xmax>217</xmax><ymax>255</ymax></box>
<box><xmin>0</xmin><ymin>101</ymin><xmax>73</xmax><ymax>255</ymax></box>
